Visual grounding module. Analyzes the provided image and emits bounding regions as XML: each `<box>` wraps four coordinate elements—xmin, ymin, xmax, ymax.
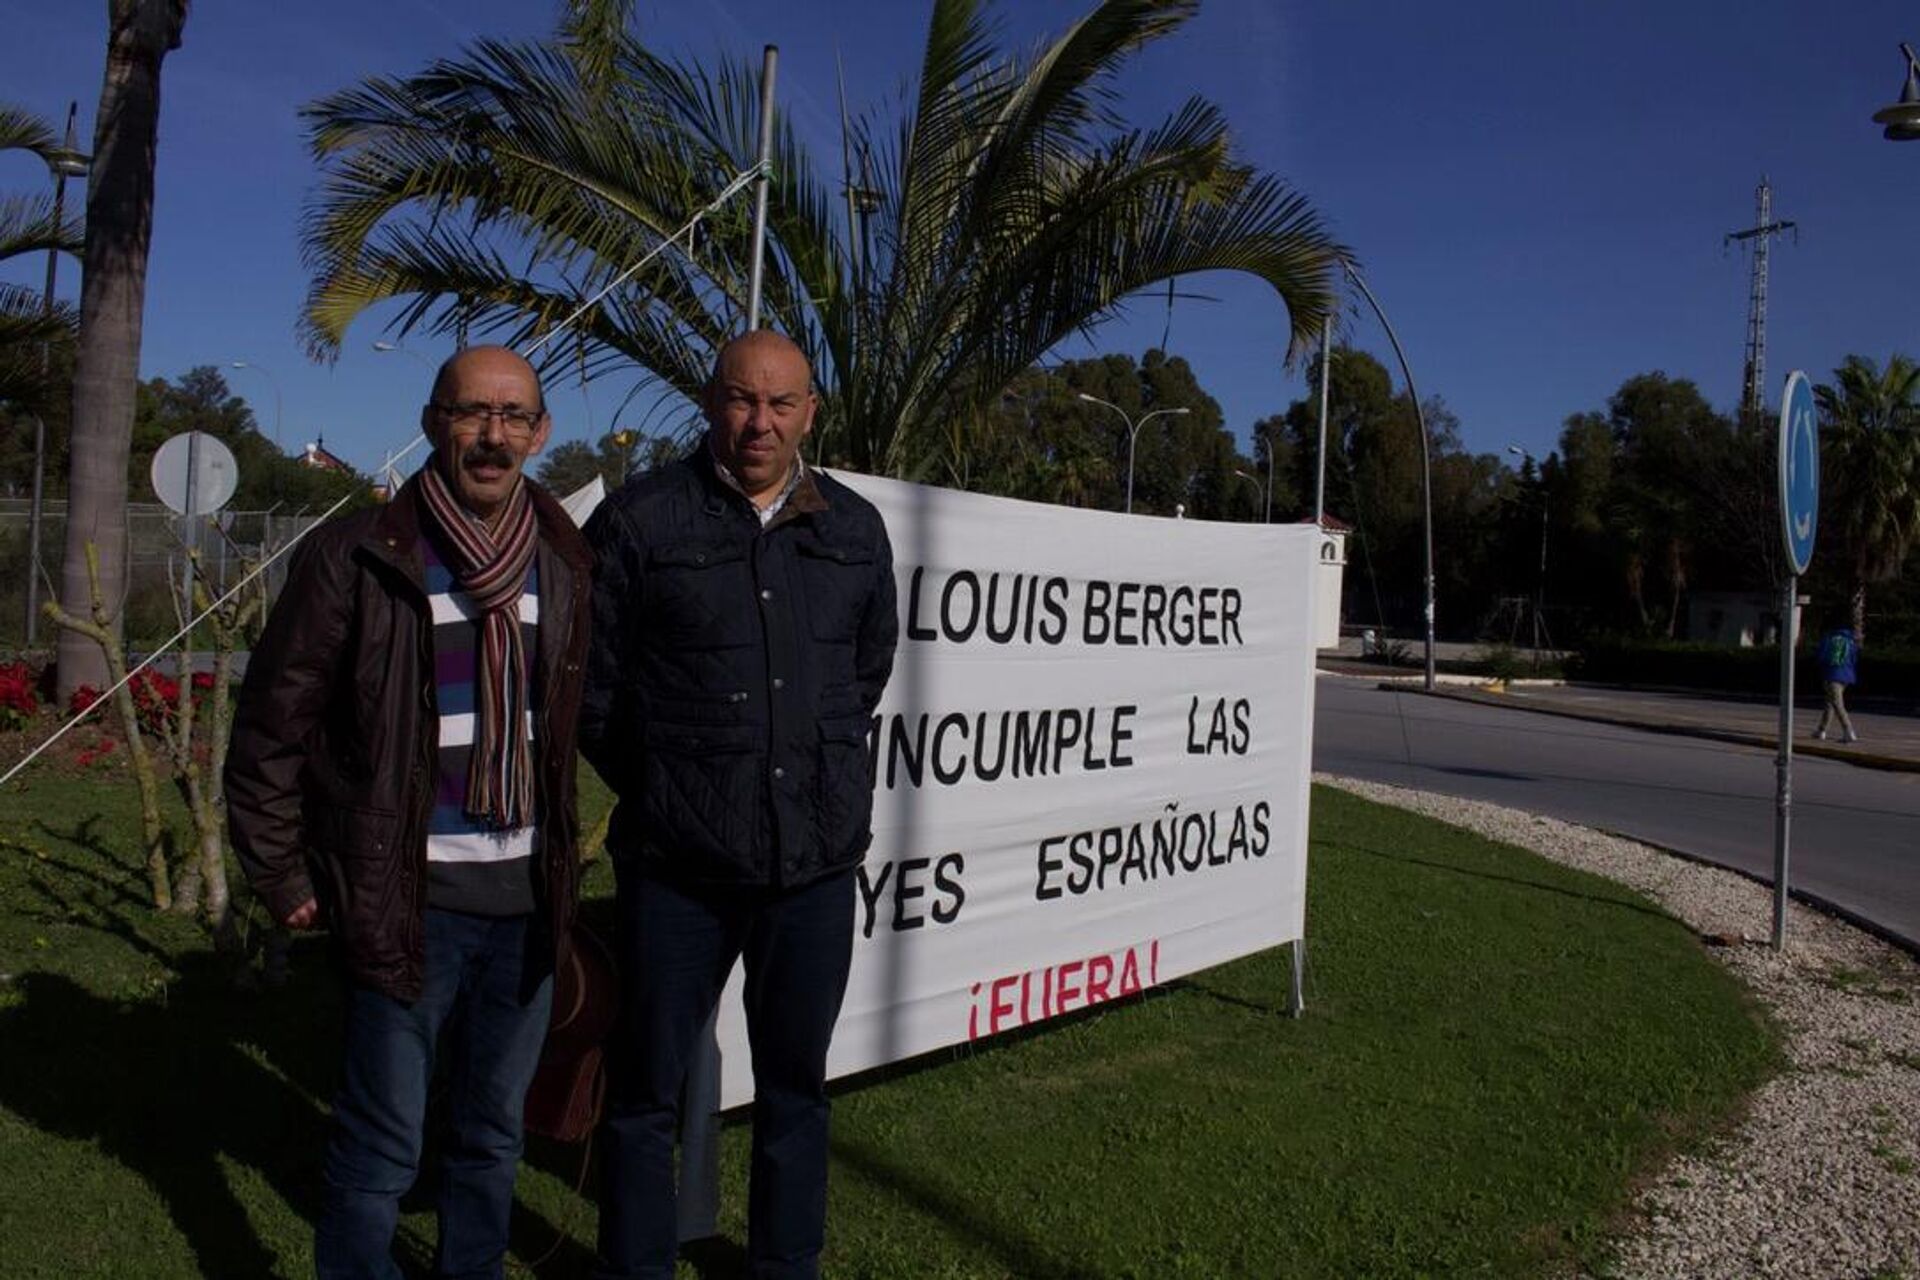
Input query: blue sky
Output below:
<box><xmin>6</xmin><ymin>0</ymin><xmax>1920</xmax><ymax>483</ymax></box>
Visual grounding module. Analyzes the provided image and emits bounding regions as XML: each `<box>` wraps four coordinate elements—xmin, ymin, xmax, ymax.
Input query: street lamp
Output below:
<box><xmin>228</xmin><ymin>360</ymin><xmax>283</xmax><ymax>451</ymax></box>
<box><xmin>1342</xmin><ymin>260</ymin><xmax>1436</xmax><ymax>691</ymax></box>
<box><xmin>1507</xmin><ymin>444</ymin><xmax>1551</xmax><ymax>668</ymax></box>
<box><xmin>372</xmin><ymin>339</ymin><xmax>433</xmax><ymax>366</ymax></box>
<box><xmin>1873</xmin><ymin>42</ymin><xmax>1920</xmax><ymax>140</ymax></box>
<box><xmin>1076</xmin><ymin>393</ymin><xmax>1190</xmax><ymax>514</ymax></box>
<box><xmin>23</xmin><ymin>102</ymin><xmax>88</xmax><ymax>649</ymax></box>
<box><xmin>1232</xmin><ymin>468</ymin><xmax>1271</xmax><ymax>523</ymax></box>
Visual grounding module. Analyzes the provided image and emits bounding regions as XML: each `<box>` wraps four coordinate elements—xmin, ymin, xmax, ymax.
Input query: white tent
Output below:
<box><xmin>560</xmin><ymin>475</ymin><xmax>606</xmax><ymax>527</ymax></box>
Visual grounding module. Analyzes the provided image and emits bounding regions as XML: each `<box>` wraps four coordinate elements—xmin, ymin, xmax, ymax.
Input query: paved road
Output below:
<box><xmin>1311</xmin><ymin>676</ymin><xmax>1920</xmax><ymax>949</ymax></box>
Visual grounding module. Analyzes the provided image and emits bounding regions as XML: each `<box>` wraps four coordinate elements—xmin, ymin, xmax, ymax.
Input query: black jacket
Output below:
<box><xmin>580</xmin><ymin>449</ymin><xmax>898</xmax><ymax>887</ymax></box>
<box><xmin>226</xmin><ymin>475</ymin><xmax>594</xmax><ymax>1001</ymax></box>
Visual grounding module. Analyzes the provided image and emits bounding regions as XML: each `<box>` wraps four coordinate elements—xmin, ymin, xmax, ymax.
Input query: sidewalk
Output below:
<box><xmin>1330</xmin><ymin>666</ymin><xmax>1920</xmax><ymax>773</ymax></box>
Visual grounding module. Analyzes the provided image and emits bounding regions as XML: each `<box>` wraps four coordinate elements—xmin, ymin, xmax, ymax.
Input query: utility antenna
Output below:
<box><xmin>1724</xmin><ymin>176</ymin><xmax>1797</xmax><ymax>423</ymax></box>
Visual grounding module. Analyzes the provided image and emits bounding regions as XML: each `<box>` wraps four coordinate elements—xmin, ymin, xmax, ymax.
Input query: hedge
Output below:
<box><xmin>1567</xmin><ymin>639</ymin><xmax>1920</xmax><ymax>703</ymax></box>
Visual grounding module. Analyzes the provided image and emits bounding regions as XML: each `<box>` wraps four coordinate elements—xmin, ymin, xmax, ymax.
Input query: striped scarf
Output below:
<box><xmin>417</xmin><ymin>463</ymin><xmax>539</xmax><ymax>829</ymax></box>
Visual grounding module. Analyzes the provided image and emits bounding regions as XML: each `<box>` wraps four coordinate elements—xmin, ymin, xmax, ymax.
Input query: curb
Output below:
<box><xmin>1585</xmin><ymin>824</ymin><xmax>1920</xmax><ymax>962</ymax></box>
<box><xmin>1389</xmin><ymin>684</ymin><xmax>1920</xmax><ymax>775</ymax></box>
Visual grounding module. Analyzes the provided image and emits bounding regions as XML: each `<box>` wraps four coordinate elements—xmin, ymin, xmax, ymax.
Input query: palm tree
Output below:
<box><xmin>55</xmin><ymin>0</ymin><xmax>190</xmax><ymax>697</ymax></box>
<box><xmin>1814</xmin><ymin>354</ymin><xmax>1920</xmax><ymax>642</ymax></box>
<box><xmin>0</xmin><ymin>105</ymin><xmax>83</xmax><ymax>412</ymax></box>
<box><xmin>299</xmin><ymin>0</ymin><xmax>1343</xmax><ymax>483</ymax></box>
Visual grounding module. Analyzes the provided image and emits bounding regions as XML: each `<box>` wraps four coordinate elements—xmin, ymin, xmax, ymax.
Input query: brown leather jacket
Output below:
<box><xmin>226</xmin><ymin>475</ymin><xmax>593</xmax><ymax>1001</ymax></box>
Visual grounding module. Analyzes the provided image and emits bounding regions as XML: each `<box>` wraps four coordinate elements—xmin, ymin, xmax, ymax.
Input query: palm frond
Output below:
<box><xmin>0</xmin><ymin>104</ymin><xmax>59</xmax><ymax>157</ymax></box>
<box><xmin>0</xmin><ymin>281</ymin><xmax>75</xmax><ymax>408</ymax></box>
<box><xmin>297</xmin><ymin>2</ymin><xmax>1340</xmax><ymax>482</ymax></box>
<box><xmin>0</xmin><ymin>192</ymin><xmax>82</xmax><ymax>263</ymax></box>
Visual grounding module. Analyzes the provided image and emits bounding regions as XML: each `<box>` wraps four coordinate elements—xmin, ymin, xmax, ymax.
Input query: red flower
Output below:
<box><xmin>74</xmin><ymin>736</ymin><xmax>118</xmax><ymax>768</ymax></box>
<box><xmin>0</xmin><ymin>662</ymin><xmax>39</xmax><ymax>730</ymax></box>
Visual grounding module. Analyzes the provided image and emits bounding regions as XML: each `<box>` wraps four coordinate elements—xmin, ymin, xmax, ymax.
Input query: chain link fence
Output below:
<box><xmin>0</xmin><ymin>499</ymin><xmax>326</xmax><ymax>652</ymax></box>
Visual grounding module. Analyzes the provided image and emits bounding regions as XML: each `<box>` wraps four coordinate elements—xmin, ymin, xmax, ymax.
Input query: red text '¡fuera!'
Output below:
<box><xmin>966</xmin><ymin>939</ymin><xmax>1160</xmax><ymax>1041</ymax></box>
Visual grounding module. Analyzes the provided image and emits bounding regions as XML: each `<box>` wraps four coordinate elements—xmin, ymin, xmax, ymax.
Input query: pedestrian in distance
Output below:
<box><xmin>226</xmin><ymin>345</ymin><xmax>594</xmax><ymax>1279</ymax></box>
<box><xmin>1813</xmin><ymin>624</ymin><xmax>1861</xmax><ymax>744</ymax></box>
<box><xmin>581</xmin><ymin>329</ymin><xmax>898</xmax><ymax>1280</ymax></box>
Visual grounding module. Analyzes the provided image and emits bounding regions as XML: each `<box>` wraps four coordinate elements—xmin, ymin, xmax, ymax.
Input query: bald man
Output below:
<box><xmin>582</xmin><ymin>331</ymin><xmax>898</xmax><ymax>1278</ymax></box>
<box><xmin>228</xmin><ymin>345</ymin><xmax>595</xmax><ymax>1278</ymax></box>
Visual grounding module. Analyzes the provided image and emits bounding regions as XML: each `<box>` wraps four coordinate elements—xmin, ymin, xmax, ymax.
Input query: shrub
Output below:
<box><xmin>1471</xmin><ymin>645</ymin><xmax>1523</xmax><ymax>683</ymax></box>
<box><xmin>69</xmin><ymin>669</ymin><xmax>223</xmax><ymax>739</ymax></box>
<box><xmin>1566</xmin><ymin>638</ymin><xmax>1920</xmax><ymax>701</ymax></box>
<box><xmin>0</xmin><ymin>661</ymin><xmax>40</xmax><ymax>730</ymax></box>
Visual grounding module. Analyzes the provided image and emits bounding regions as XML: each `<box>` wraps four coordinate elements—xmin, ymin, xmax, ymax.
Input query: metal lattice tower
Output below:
<box><xmin>1725</xmin><ymin>177</ymin><xmax>1797</xmax><ymax>423</ymax></box>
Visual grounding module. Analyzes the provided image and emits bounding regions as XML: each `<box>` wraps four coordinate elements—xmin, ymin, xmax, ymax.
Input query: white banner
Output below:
<box><xmin>710</xmin><ymin>474</ymin><xmax>1320</xmax><ymax>1106</ymax></box>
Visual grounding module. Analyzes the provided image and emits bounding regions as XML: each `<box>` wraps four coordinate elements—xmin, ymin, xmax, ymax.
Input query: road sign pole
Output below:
<box><xmin>1772</xmin><ymin>370</ymin><xmax>1817</xmax><ymax>950</ymax></box>
<box><xmin>181</xmin><ymin>431</ymin><xmax>200</xmax><ymax>610</ymax></box>
<box><xmin>1773</xmin><ymin>575</ymin><xmax>1796</xmax><ymax>949</ymax></box>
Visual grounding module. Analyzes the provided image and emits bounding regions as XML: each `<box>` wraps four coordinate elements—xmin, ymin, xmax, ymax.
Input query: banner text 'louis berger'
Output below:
<box><xmin>905</xmin><ymin>567</ymin><xmax>1244</xmax><ymax>648</ymax></box>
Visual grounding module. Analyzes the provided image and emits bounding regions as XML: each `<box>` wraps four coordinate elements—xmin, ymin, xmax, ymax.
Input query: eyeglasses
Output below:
<box><xmin>430</xmin><ymin>401</ymin><xmax>545</xmax><ymax>435</ymax></box>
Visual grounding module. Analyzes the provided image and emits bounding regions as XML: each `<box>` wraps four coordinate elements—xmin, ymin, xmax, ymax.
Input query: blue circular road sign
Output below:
<box><xmin>1778</xmin><ymin>370</ymin><xmax>1818</xmax><ymax>576</ymax></box>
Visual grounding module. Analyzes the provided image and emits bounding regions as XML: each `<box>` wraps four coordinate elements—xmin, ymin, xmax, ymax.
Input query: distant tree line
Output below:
<box><xmin>2</xmin><ymin>364</ymin><xmax>366</xmax><ymax>515</ymax></box>
<box><xmin>580</xmin><ymin>342</ymin><xmax>1909</xmax><ymax>652</ymax></box>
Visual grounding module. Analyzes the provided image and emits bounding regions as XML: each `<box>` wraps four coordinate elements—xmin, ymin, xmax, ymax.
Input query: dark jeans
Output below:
<box><xmin>315</xmin><ymin>909</ymin><xmax>553</xmax><ymax>1280</ymax></box>
<box><xmin>594</xmin><ymin>867</ymin><xmax>857</xmax><ymax>1280</ymax></box>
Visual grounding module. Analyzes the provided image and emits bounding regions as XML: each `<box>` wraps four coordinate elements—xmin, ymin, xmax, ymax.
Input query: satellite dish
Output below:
<box><xmin>150</xmin><ymin>431</ymin><xmax>238</xmax><ymax>516</ymax></box>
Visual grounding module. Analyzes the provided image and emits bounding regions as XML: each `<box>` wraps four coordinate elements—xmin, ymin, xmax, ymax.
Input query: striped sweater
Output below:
<box><xmin>422</xmin><ymin>531</ymin><xmax>540</xmax><ymax>915</ymax></box>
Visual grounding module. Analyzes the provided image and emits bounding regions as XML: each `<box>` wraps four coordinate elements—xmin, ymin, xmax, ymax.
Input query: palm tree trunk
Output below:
<box><xmin>1851</xmin><ymin>579</ymin><xmax>1868</xmax><ymax>646</ymax></box>
<box><xmin>55</xmin><ymin>0</ymin><xmax>188</xmax><ymax>699</ymax></box>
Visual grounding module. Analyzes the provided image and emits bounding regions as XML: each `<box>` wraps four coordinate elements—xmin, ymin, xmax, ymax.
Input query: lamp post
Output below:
<box><xmin>23</xmin><ymin>103</ymin><xmax>88</xmax><ymax>649</ymax></box>
<box><xmin>228</xmin><ymin>360</ymin><xmax>283</xmax><ymax>451</ymax></box>
<box><xmin>1232</xmin><ymin>468</ymin><xmax>1271</xmax><ymax>522</ymax></box>
<box><xmin>1507</xmin><ymin>444</ymin><xmax>1550</xmax><ymax>668</ymax></box>
<box><xmin>1873</xmin><ymin>42</ymin><xmax>1920</xmax><ymax>140</ymax></box>
<box><xmin>1342</xmin><ymin>260</ymin><xmax>1436</xmax><ymax>691</ymax></box>
<box><xmin>372</xmin><ymin>339</ymin><xmax>433</xmax><ymax>367</ymax></box>
<box><xmin>1076</xmin><ymin>393</ymin><xmax>1190</xmax><ymax>513</ymax></box>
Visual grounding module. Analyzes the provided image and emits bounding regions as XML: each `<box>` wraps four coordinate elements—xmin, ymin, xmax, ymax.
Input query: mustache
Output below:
<box><xmin>462</xmin><ymin>443</ymin><xmax>516</xmax><ymax>470</ymax></box>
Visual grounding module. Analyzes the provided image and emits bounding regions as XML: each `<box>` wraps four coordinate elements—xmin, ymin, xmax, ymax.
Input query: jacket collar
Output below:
<box><xmin>691</xmin><ymin>439</ymin><xmax>830</xmax><ymax>531</ymax></box>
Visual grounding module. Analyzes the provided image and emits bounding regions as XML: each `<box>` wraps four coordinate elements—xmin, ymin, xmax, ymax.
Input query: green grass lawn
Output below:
<box><xmin>0</xmin><ymin>771</ymin><xmax>1777</xmax><ymax>1278</ymax></box>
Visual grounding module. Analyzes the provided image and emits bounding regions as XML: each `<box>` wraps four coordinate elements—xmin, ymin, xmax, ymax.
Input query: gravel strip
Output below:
<box><xmin>1317</xmin><ymin>773</ymin><xmax>1920</xmax><ymax>1280</ymax></box>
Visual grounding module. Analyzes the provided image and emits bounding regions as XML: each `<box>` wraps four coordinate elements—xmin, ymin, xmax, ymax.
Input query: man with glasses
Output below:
<box><xmin>228</xmin><ymin>344</ymin><xmax>594</xmax><ymax>1278</ymax></box>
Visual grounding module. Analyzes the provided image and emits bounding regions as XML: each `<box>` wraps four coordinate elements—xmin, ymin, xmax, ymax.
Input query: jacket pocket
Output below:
<box><xmin>307</xmin><ymin>802</ymin><xmax>407</xmax><ymax>977</ymax></box>
<box><xmin>639</xmin><ymin>721</ymin><xmax>762</xmax><ymax>872</ymax></box>
<box><xmin>796</xmin><ymin>538</ymin><xmax>877</xmax><ymax>642</ymax></box>
<box><xmin>814</xmin><ymin>714</ymin><xmax>876</xmax><ymax>862</ymax></box>
<box><xmin>647</xmin><ymin>541</ymin><xmax>755</xmax><ymax>650</ymax></box>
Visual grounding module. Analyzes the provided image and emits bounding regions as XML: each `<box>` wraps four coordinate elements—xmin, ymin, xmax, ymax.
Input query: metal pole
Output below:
<box><xmin>744</xmin><ymin>45</ymin><xmax>778</xmax><ymax>331</ymax></box>
<box><xmin>1288</xmin><ymin>938</ymin><xmax>1305</xmax><ymax>1017</ymax></box>
<box><xmin>1343</xmin><ymin>263</ymin><xmax>1436</xmax><ymax>692</ymax></box>
<box><xmin>1263</xmin><ymin>448</ymin><xmax>1272</xmax><ymax>523</ymax></box>
<box><xmin>1535</xmin><ymin>490</ymin><xmax>1549</xmax><ymax>661</ymax></box>
<box><xmin>1314</xmin><ymin>316</ymin><xmax>1330</xmax><ymax>525</ymax></box>
<box><xmin>181</xmin><ymin>432</ymin><xmax>200</xmax><ymax>609</ymax></box>
<box><xmin>1125</xmin><ymin>416</ymin><xmax>1140</xmax><ymax>514</ymax></box>
<box><xmin>24</xmin><ymin>103</ymin><xmax>80</xmax><ymax>649</ymax></box>
<box><xmin>678</xmin><ymin>44</ymin><xmax>778</xmax><ymax>1241</ymax></box>
<box><xmin>1772</xmin><ymin>575</ymin><xmax>1796</xmax><ymax>948</ymax></box>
